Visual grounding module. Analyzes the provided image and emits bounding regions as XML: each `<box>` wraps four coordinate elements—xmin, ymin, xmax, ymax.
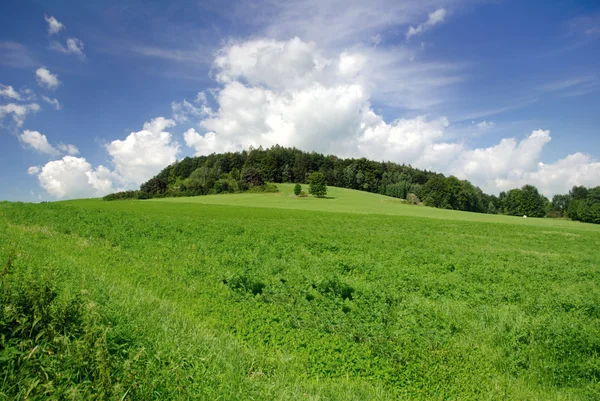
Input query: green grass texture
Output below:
<box><xmin>1</xmin><ymin>184</ymin><xmax>599</xmax><ymax>400</ymax></box>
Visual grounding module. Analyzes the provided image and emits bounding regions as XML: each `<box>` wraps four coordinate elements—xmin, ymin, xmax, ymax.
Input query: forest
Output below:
<box><xmin>104</xmin><ymin>145</ymin><xmax>600</xmax><ymax>224</ymax></box>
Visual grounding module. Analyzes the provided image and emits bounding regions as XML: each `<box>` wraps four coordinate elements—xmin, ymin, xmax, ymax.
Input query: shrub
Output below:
<box><xmin>0</xmin><ymin>261</ymin><xmax>148</xmax><ymax>399</ymax></box>
<box><xmin>294</xmin><ymin>183</ymin><xmax>302</xmax><ymax>196</ymax></box>
<box><xmin>407</xmin><ymin>193</ymin><xmax>420</xmax><ymax>205</ymax></box>
<box><xmin>263</xmin><ymin>183</ymin><xmax>279</xmax><ymax>193</ymax></box>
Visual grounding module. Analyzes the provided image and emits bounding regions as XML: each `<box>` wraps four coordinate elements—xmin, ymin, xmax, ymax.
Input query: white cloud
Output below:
<box><xmin>0</xmin><ymin>103</ymin><xmax>40</xmax><ymax>128</ymax></box>
<box><xmin>27</xmin><ymin>166</ymin><xmax>40</xmax><ymax>175</ymax></box>
<box><xmin>509</xmin><ymin>153</ymin><xmax>600</xmax><ymax>196</ymax></box>
<box><xmin>42</xmin><ymin>96</ymin><xmax>62</xmax><ymax>110</ymax></box>
<box><xmin>449</xmin><ymin>130</ymin><xmax>551</xmax><ymax>190</ymax></box>
<box><xmin>37</xmin><ymin>156</ymin><xmax>115</xmax><ymax>199</ymax></box>
<box><xmin>476</xmin><ymin>120</ymin><xmax>495</xmax><ymax>130</ymax></box>
<box><xmin>260</xmin><ymin>0</ymin><xmax>452</xmax><ymax>48</ymax></box>
<box><xmin>44</xmin><ymin>15</ymin><xmax>64</xmax><ymax>35</ymax></box>
<box><xmin>18</xmin><ymin>130</ymin><xmax>79</xmax><ymax>157</ymax></box>
<box><xmin>32</xmin><ymin>117</ymin><xmax>181</xmax><ymax>199</ymax></box>
<box><xmin>106</xmin><ymin>117</ymin><xmax>179</xmax><ymax>185</ymax></box>
<box><xmin>35</xmin><ymin>67</ymin><xmax>60</xmax><ymax>90</ymax></box>
<box><xmin>57</xmin><ymin>143</ymin><xmax>79</xmax><ymax>155</ymax></box>
<box><xmin>0</xmin><ymin>84</ymin><xmax>21</xmax><ymax>100</ymax></box>
<box><xmin>171</xmin><ymin>99</ymin><xmax>212</xmax><ymax>123</ymax></box>
<box><xmin>51</xmin><ymin>38</ymin><xmax>85</xmax><ymax>58</ymax></box>
<box><xmin>406</xmin><ymin>8</ymin><xmax>447</xmax><ymax>40</ymax></box>
<box><xmin>176</xmin><ymin>37</ymin><xmax>599</xmax><ymax>197</ymax></box>
<box><xmin>184</xmin><ymin>128</ymin><xmax>221</xmax><ymax>156</ymax></box>
<box><xmin>19</xmin><ymin>130</ymin><xmax>60</xmax><ymax>156</ymax></box>
<box><xmin>42</xmin><ymin>96</ymin><xmax>61</xmax><ymax>110</ymax></box>
<box><xmin>213</xmin><ymin>37</ymin><xmax>329</xmax><ymax>89</ymax></box>
<box><xmin>249</xmin><ymin>1</ymin><xmax>465</xmax><ymax>110</ymax></box>
<box><xmin>192</xmin><ymin>38</ymin><xmax>454</xmax><ymax>157</ymax></box>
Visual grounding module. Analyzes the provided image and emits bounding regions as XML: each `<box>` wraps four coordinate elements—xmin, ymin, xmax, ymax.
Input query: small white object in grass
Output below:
<box><xmin>523</xmin><ymin>215</ymin><xmax>528</xmax><ymax>218</ymax></box>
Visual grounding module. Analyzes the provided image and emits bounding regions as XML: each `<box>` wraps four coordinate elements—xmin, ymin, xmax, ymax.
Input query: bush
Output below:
<box><xmin>0</xmin><ymin>260</ymin><xmax>149</xmax><ymax>399</ymax></box>
<box><xmin>263</xmin><ymin>183</ymin><xmax>279</xmax><ymax>193</ymax></box>
<box><xmin>407</xmin><ymin>193</ymin><xmax>420</xmax><ymax>205</ymax></box>
<box><xmin>294</xmin><ymin>183</ymin><xmax>302</xmax><ymax>196</ymax></box>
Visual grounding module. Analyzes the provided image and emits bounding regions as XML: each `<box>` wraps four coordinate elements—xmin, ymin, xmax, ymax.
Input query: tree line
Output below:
<box><xmin>103</xmin><ymin>145</ymin><xmax>600</xmax><ymax>224</ymax></box>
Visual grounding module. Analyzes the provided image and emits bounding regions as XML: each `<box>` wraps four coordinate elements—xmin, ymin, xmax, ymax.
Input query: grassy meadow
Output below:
<box><xmin>1</xmin><ymin>184</ymin><xmax>600</xmax><ymax>400</ymax></box>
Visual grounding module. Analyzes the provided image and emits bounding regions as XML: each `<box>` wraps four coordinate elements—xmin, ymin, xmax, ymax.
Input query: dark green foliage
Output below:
<box><xmin>551</xmin><ymin>194</ymin><xmax>571</xmax><ymax>217</ymax></box>
<box><xmin>294</xmin><ymin>183</ymin><xmax>302</xmax><ymax>196</ymax></box>
<box><xmin>224</xmin><ymin>274</ymin><xmax>266</xmax><ymax>296</ymax></box>
<box><xmin>103</xmin><ymin>190</ymin><xmax>151</xmax><ymax>201</ymax></box>
<box><xmin>247</xmin><ymin>183</ymin><xmax>279</xmax><ymax>193</ymax></box>
<box><xmin>568</xmin><ymin>186</ymin><xmax>600</xmax><ymax>224</ymax></box>
<box><xmin>0</xmin><ymin>261</ymin><xmax>149</xmax><ymax>399</ymax></box>
<box><xmin>308</xmin><ymin>172</ymin><xmax>327</xmax><ymax>198</ymax></box>
<box><xmin>499</xmin><ymin>185</ymin><xmax>548</xmax><ymax>217</ymax></box>
<box><xmin>107</xmin><ymin>147</ymin><xmax>449</xmax><ymax>204</ymax></box>
<box><xmin>241</xmin><ymin>166</ymin><xmax>264</xmax><ymax>188</ymax></box>
<box><xmin>421</xmin><ymin>175</ymin><xmax>485</xmax><ymax>211</ymax></box>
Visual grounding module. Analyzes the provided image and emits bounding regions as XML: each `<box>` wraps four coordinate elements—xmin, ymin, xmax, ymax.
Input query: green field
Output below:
<box><xmin>1</xmin><ymin>185</ymin><xmax>600</xmax><ymax>400</ymax></box>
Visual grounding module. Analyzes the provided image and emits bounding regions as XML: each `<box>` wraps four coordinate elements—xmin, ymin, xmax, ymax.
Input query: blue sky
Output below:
<box><xmin>1</xmin><ymin>0</ymin><xmax>599</xmax><ymax>201</ymax></box>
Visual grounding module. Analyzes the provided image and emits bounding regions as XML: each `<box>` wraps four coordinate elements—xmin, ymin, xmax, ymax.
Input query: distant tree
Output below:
<box><xmin>308</xmin><ymin>172</ymin><xmax>327</xmax><ymax>198</ymax></box>
<box><xmin>570</xmin><ymin>186</ymin><xmax>589</xmax><ymax>200</ymax></box>
<box><xmin>421</xmin><ymin>176</ymin><xmax>450</xmax><ymax>208</ymax></box>
<box><xmin>294</xmin><ymin>183</ymin><xmax>302</xmax><ymax>196</ymax></box>
<box><xmin>568</xmin><ymin>186</ymin><xmax>600</xmax><ymax>224</ymax></box>
<box><xmin>282</xmin><ymin>164</ymin><xmax>291</xmax><ymax>183</ymax></box>
<box><xmin>520</xmin><ymin>185</ymin><xmax>547</xmax><ymax>218</ymax></box>
<box><xmin>487</xmin><ymin>201</ymin><xmax>497</xmax><ymax>214</ymax></box>
<box><xmin>241</xmin><ymin>166</ymin><xmax>264</xmax><ymax>188</ymax></box>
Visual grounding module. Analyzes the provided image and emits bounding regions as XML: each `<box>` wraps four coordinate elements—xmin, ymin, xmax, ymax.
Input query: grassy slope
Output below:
<box><xmin>1</xmin><ymin>186</ymin><xmax>600</xmax><ymax>399</ymax></box>
<box><xmin>141</xmin><ymin>183</ymin><xmax>599</xmax><ymax>231</ymax></box>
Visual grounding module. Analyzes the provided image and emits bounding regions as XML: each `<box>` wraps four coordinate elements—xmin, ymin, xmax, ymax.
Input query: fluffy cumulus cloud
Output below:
<box><xmin>18</xmin><ymin>130</ymin><xmax>79</xmax><ymax>157</ymax></box>
<box><xmin>176</xmin><ymin>37</ymin><xmax>599</xmax><ymax>197</ymax></box>
<box><xmin>0</xmin><ymin>103</ymin><xmax>40</xmax><ymax>128</ymax></box>
<box><xmin>35</xmin><ymin>67</ymin><xmax>60</xmax><ymax>89</ymax></box>
<box><xmin>37</xmin><ymin>156</ymin><xmax>115</xmax><ymax>199</ymax></box>
<box><xmin>406</xmin><ymin>8</ymin><xmax>447</xmax><ymax>40</ymax></box>
<box><xmin>44</xmin><ymin>15</ymin><xmax>64</xmax><ymax>35</ymax></box>
<box><xmin>19</xmin><ymin>130</ymin><xmax>60</xmax><ymax>156</ymax></box>
<box><xmin>32</xmin><ymin>117</ymin><xmax>180</xmax><ymax>199</ymax></box>
<box><xmin>106</xmin><ymin>117</ymin><xmax>180</xmax><ymax>185</ymax></box>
